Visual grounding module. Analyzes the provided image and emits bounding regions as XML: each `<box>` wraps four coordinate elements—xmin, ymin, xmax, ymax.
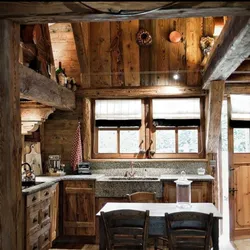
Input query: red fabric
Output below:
<box><xmin>71</xmin><ymin>123</ymin><xmax>83</xmax><ymax>171</ymax></box>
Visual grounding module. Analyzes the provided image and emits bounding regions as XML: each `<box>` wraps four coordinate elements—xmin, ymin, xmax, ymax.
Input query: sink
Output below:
<box><xmin>108</xmin><ymin>177</ymin><xmax>159</xmax><ymax>181</ymax></box>
<box><xmin>22</xmin><ymin>181</ymin><xmax>44</xmax><ymax>187</ymax></box>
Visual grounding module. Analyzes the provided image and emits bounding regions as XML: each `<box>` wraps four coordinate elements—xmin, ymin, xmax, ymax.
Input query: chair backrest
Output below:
<box><xmin>101</xmin><ymin>209</ymin><xmax>150</xmax><ymax>250</ymax></box>
<box><xmin>126</xmin><ymin>192</ymin><xmax>157</xmax><ymax>203</ymax></box>
<box><xmin>165</xmin><ymin>212</ymin><xmax>213</xmax><ymax>250</ymax></box>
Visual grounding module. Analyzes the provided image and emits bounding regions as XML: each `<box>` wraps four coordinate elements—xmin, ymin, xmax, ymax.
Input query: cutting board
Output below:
<box><xmin>25</xmin><ymin>144</ymin><xmax>43</xmax><ymax>175</ymax></box>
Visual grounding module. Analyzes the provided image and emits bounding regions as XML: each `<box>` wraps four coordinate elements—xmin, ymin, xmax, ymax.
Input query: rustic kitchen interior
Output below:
<box><xmin>1</xmin><ymin>2</ymin><xmax>250</xmax><ymax>250</ymax></box>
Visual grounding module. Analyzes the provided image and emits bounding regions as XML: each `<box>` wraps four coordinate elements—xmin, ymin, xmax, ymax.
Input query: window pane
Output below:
<box><xmin>120</xmin><ymin>130</ymin><xmax>139</xmax><ymax>153</ymax></box>
<box><xmin>156</xmin><ymin>130</ymin><xmax>175</xmax><ymax>153</ymax></box>
<box><xmin>98</xmin><ymin>130</ymin><xmax>117</xmax><ymax>153</ymax></box>
<box><xmin>178</xmin><ymin>129</ymin><xmax>198</xmax><ymax>153</ymax></box>
<box><xmin>234</xmin><ymin>128</ymin><xmax>250</xmax><ymax>153</ymax></box>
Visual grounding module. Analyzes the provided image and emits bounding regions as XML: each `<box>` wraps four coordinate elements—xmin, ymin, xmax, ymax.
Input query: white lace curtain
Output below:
<box><xmin>231</xmin><ymin>94</ymin><xmax>250</xmax><ymax>120</ymax></box>
<box><xmin>152</xmin><ymin>98</ymin><xmax>200</xmax><ymax>119</ymax></box>
<box><xmin>95</xmin><ymin>99</ymin><xmax>141</xmax><ymax>120</ymax></box>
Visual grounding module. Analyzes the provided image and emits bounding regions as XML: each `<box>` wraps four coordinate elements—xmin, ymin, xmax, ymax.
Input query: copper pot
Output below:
<box><xmin>169</xmin><ymin>31</ymin><xmax>182</xmax><ymax>43</ymax></box>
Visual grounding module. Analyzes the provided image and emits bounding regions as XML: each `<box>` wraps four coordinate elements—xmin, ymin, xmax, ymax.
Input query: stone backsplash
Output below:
<box><xmin>90</xmin><ymin>161</ymin><xmax>208</xmax><ymax>176</ymax></box>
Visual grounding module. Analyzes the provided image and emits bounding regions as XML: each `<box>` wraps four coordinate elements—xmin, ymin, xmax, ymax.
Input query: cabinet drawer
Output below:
<box><xmin>39</xmin><ymin>226</ymin><xmax>50</xmax><ymax>250</ymax></box>
<box><xmin>27</xmin><ymin>192</ymin><xmax>40</xmax><ymax>207</ymax></box>
<box><xmin>64</xmin><ymin>180</ymin><xmax>95</xmax><ymax>189</ymax></box>
<box><xmin>26</xmin><ymin>231</ymin><xmax>39</xmax><ymax>250</ymax></box>
<box><xmin>40</xmin><ymin>187</ymin><xmax>51</xmax><ymax>201</ymax></box>
<box><xmin>40</xmin><ymin>204</ymin><xmax>50</xmax><ymax>228</ymax></box>
<box><xmin>26</xmin><ymin>209</ymin><xmax>40</xmax><ymax>236</ymax></box>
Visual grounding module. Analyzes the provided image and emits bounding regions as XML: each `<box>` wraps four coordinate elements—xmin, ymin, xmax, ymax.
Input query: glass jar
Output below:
<box><xmin>174</xmin><ymin>171</ymin><xmax>192</xmax><ymax>208</ymax></box>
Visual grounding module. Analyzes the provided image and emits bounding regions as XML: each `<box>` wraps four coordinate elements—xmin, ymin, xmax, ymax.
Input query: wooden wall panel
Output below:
<box><xmin>186</xmin><ymin>17</ymin><xmax>203</xmax><ymax>86</ymax></box>
<box><xmin>90</xmin><ymin>22</ymin><xmax>111</xmax><ymax>88</ymax></box>
<box><xmin>121</xmin><ymin>20</ymin><xmax>140</xmax><ymax>86</ymax></box>
<box><xmin>110</xmin><ymin>21</ymin><xmax>124</xmax><ymax>87</ymax></box>
<box><xmin>168</xmin><ymin>18</ymin><xmax>186</xmax><ymax>85</ymax></box>
<box><xmin>49</xmin><ymin>23</ymin><xmax>81</xmax><ymax>84</ymax></box>
<box><xmin>139</xmin><ymin>20</ymin><xmax>153</xmax><ymax>86</ymax></box>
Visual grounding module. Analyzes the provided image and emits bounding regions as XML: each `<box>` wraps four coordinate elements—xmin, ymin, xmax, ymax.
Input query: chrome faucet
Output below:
<box><xmin>124</xmin><ymin>161</ymin><xmax>136</xmax><ymax>177</ymax></box>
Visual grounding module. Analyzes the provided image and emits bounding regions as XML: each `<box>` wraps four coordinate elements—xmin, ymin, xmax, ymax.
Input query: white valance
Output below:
<box><xmin>152</xmin><ymin>98</ymin><xmax>200</xmax><ymax>119</ymax></box>
<box><xmin>95</xmin><ymin>99</ymin><xmax>141</xmax><ymax>120</ymax></box>
<box><xmin>231</xmin><ymin>94</ymin><xmax>250</xmax><ymax>120</ymax></box>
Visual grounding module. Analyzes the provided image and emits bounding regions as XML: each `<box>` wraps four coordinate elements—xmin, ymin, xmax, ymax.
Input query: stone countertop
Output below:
<box><xmin>159</xmin><ymin>174</ymin><xmax>214</xmax><ymax>181</ymax></box>
<box><xmin>22</xmin><ymin>174</ymin><xmax>105</xmax><ymax>195</ymax></box>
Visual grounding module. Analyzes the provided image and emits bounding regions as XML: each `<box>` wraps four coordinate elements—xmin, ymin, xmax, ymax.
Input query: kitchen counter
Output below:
<box><xmin>22</xmin><ymin>174</ymin><xmax>213</xmax><ymax>196</ymax></box>
<box><xmin>22</xmin><ymin>174</ymin><xmax>105</xmax><ymax>195</ymax></box>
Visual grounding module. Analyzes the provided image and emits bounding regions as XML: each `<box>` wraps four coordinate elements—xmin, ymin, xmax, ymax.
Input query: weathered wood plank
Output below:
<box><xmin>90</xmin><ymin>22</ymin><xmax>111</xmax><ymax>88</ymax></box>
<box><xmin>234</xmin><ymin>60</ymin><xmax>250</xmax><ymax>73</ymax></box>
<box><xmin>82</xmin><ymin>98</ymin><xmax>91</xmax><ymax>161</ymax></box>
<box><xmin>155</xmin><ymin>19</ymin><xmax>169</xmax><ymax>86</ymax></box>
<box><xmin>110</xmin><ymin>21</ymin><xmax>124</xmax><ymax>87</ymax></box>
<box><xmin>121</xmin><ymin>20</ymin><xmax>140</xmax><ymax>86</ymax></box>
<box><xmin>77</xmin><ymin>86</ymin><xmax>206</xmax><ymax>98</ymax></box>
<box><xmin>186</xmin><ymin>17</ymin><xmax>203</xmax><ymax>86</ymax></box>
<box><xmin>203</xmin><ymin>16</ymin><xmax>250</xmax><ymax>89</ymax></box>
<box><xmin>206</xmin><ymin>81</ymin><xmax>225</xmax><ymax>153</ymax></box>
<box><xmin>19</xmin><ymin>64</ymin><xmax>75</xmax><ymax>110</ymax></box>
<box><xmin>71</xmin><ymin>22</ymin><xmax>90</xmax><ymax>88</ymax></box>
<box><xmin>0</xmin><ymin>20</ymin><xmax>22</xmax><ymax>250</ymax></box>
<box><xmin>225</xmin><ymin>74</ymin><xmax>250</xmax><ymax>83</ymax></box>
<box><xmin>1</xmin><ymin>2</ymin><xmax>250</xmax><ymax>23</ymax></box>
<box><xmin>139</xmin><ymin>19</ymin><xmax>153</xmax><ymax>86</ymax></box>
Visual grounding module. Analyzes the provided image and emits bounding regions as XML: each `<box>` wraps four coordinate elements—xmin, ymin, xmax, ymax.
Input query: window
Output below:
<box><xmin>92</xmin><ymin>98</ymin><xmax>204</xmax><ymax>159</ymax></box>
<box><xmin>93</xmin><ymin>99</ymin><xmax>143</xmax><ymax>158</ymax></box>
<box><xmin>233</xmin><ymin>128</ymin><xmax>250</xmax><ymax>153</ymax></box>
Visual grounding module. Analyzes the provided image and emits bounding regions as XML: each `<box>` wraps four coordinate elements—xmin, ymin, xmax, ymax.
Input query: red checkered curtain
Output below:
<box><xmin>71</xmin><ymin>122</ymin><xmax>83</xmax><ymax>171</ymax></box>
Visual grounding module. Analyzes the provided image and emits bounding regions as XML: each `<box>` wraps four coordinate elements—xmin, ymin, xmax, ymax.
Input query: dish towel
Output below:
<box><xmin>71</xmin><ymin>122</ymin><xmax>83</xmax><ymax>171</ymax></box>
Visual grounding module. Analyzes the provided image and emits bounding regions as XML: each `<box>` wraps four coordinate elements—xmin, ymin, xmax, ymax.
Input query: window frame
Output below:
<box><xmin>92</xmin><ymin>97</ymin><xmax>205</xmax><ymax>159</ymax></box>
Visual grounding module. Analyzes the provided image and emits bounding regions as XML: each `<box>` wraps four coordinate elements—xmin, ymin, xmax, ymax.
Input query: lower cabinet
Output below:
<box><xmin>24</xmin><ymin>183</ymin><xmax>59</xmax><ymax>250</ymax></box>
<box><xmin>50</xmin><ymin>183</ymin><xmax>59</xmax><ymax>242</ymax></box>
<box><xmin>163</xmin><ymin>181</ymin><xmax>212</xmax><ymax>203</ymax></box>
<box><xmin>63</xmin><ymin>180</ymin><xmax>96</xmax><ymax>236</ymax></box>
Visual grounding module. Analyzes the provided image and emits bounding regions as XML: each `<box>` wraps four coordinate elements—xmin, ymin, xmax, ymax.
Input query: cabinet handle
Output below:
<box><xmin>88</xmin><ymin>184</ymin><xmax>92</xmax><ymax>188</ymax></box>
<box><xmin>44</xmin><ymin>237</ymin><xmax>49</xmax><ymax>241</ymax></box>
<box><xmin>32</xmin><ymin>196</ymin><xmax>37</xmax><ymax>202</ymax></box>
<box><xmin>44</xmin><ymin>212</ymin><xmax>49</xmax><ymax>218</ymax></box>
<box><xmin>33</xmin><ymin>246</ymin><xmax>38</xmax><ymax>250</ymax></box>
<box><xmin>33</xmin><ymin>218</ymin><xmax>38</xmax><ymax>224</ymax></box>
<box><xmin>44</xmin><ymin>191</ymin><xmax>49</xmax><ymax>196</ymax></box>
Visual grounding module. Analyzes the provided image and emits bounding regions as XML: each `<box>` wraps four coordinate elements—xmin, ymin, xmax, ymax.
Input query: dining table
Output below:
<box><xmin>96</xmin><ymin>202</ymin><xmax>222</xmax><ymax>250</ymax></box>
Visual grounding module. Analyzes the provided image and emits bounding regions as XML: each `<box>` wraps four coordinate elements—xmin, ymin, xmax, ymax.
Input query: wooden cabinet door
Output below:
<box><xmin>63</xmin><ymin>180</ymin><xmax>95</xmax><ymax>236</ymax></box>
<box><xmin>163</xmin><ymin>181</ymin><xmax>212</xmax><ymax>203</ymax></box>
<box><xmin>50</xmin><ymin>183</ymin><xmax>59</xmax><ymax>242</ymax></box>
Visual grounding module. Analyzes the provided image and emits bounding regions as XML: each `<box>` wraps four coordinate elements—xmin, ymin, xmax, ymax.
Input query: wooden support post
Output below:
<box><xmin>82</xmin><ymin>98</ymin><xmax>91</xmax><ymax>160</ymax></box>
<box><xmin>0</xmin><ymin>20</ymin><xmax>22</xmax><ymax>250</ymax></box>
<box><xmin>206</xmin><ymin>81</ymin><xmax>225</xmax><ymax>154</ymax></box>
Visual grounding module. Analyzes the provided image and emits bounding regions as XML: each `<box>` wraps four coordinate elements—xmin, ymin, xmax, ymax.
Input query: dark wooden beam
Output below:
<box><xmin>226</xmin><ymin>74</ymin><xmax>250</xmax><ymax>83</ymax></box>
<box><xmin>19</xmin><ymin>64</ymin><xmax>75</xmax><ymax>110</ymax></box>
<box><xmin>77</xmin><ymin>86</ymin><xmax>207</xmax><ymax>98</ymax></box>
<box><xmin>71</xmin><ymin>22</ymin><xmax>90</xmax><ymax>88</ymax></box>
<box><xmin>234</xmin><ymin>60</ymin><xmax>250</xmax><ymax>73</ymax></box>
<box><xmin>0</xmin><ymin>20</ymin><xmax>22</xmax><ymax>250</ymax></box>
<box><xmin>206</xmin><ymin>81</ymin><xmax>225</xmax><ymax>153</ymax></box>
<box><xmin>225</xmin><ymin>84</ymin><xmax>250</xmax><ymax>95</ymax></box>
<box><xmin>202</xmin><ymin>16</ymin><xmax>250</xmax><ymax>89</ymax></box>
<box><xmin>0</xmin><ymin>2</ymin><xmax>250</xmax><ymax>23</ymax></box>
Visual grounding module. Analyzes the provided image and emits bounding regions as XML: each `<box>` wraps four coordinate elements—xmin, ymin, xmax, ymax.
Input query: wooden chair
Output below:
<box><xmin>100</xmin><ymin>209</ymin><xmax>150</xmax><ymax>250</ymax></box>
<box><xmin>165</xmin><ymin>212</ymin><xmax>214</xmax><ymax>250</ymax></box>
<box><xmin>126</xmin><ymin>191</ymin><xmax>157</xmax><ymax>203</ymax></box>
<box><xmin>126</xmin><ymin>192</ymin><xmax>168</xmax><ymax>250</ymax></box>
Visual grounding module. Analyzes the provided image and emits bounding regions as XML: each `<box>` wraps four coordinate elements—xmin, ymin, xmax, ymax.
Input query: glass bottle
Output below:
<box><xmin>56</xmin><ymin>62</ymin><xmax>66</xmax><ymax>86</ymax></box>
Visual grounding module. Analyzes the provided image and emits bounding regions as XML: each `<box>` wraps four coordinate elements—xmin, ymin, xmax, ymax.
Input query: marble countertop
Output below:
<box><xmin>22</xmin><ymin>174</ymin><xmax>213</xmax><ymax>195</ymax></box>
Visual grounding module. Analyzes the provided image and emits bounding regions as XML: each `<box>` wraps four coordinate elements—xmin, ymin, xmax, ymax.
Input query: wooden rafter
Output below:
<box><xmin>202</xmin><ymin>16</ymin><xmax>250</xmax><ymax>89</ymax></box>
<box><xmin>1</xmin><ymin>2</ymin><xmax>250</xmax><ymax>23</ymax></box>
<box><xmin>19</xmin><ymin>64</ymin><xmax>75</xmax><ymax>110</ymax></box>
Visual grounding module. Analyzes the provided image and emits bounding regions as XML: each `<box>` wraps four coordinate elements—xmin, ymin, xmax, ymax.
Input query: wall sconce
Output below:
<box><xmin>213</xmin><ymin>17</ymin><xmax>224</xmax><ymax>37</ymax></box>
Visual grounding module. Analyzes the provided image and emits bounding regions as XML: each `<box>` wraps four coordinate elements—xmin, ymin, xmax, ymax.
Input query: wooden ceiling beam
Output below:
<box><xmin>225</xmin><ymin>74</ymin><xmax>250</xmax><ymax>83</ymax></box>
<box><xmin>234</xmin><ymin>60</ymin><xmax>250</xmax><ymax>73</ymax></box>
<box><xmin>202</xmin><ymin>16</ymin><xmax>250</xmax><ymax>89</ymax></box>
<box><xmin>77</xmin><ymin>86</ymin><xmax>207</xmax><ymax>98</ymax></box>
<box><xmin>1</xmin><ymin>2</ymin><xmax>250</xmax><ymax>23</ymax></box>
<box><xmin>225</xmin><ymin>84</ymin><xmax>250</xmax><ymax>95</ymax></box>
<box><xmin>19</xmin><ymin>64</ymin><xmax>75</xmax><ymax>110</ymax></box>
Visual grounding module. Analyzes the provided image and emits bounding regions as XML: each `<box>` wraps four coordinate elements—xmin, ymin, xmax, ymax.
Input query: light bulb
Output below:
<box><xmin>173</xmin><ymin>74</ymin><xmax>179</xmax><ymax>80</ymax></box>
